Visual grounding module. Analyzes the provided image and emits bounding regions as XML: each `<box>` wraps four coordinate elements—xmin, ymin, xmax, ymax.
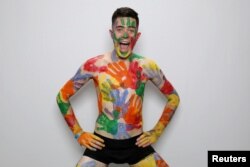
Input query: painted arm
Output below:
<box><xmin>56</xmin><ymin>58</ymin><xmax>105</xmax><ymax>150</ymax></box>
<box><xmin>136</xmin><ymin>60</ymin><xmax>180</xmax><ymax>147</ymax></box>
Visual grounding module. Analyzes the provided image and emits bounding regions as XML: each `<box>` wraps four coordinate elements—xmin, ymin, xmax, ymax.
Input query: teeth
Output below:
<box><xmin>120</xmin><ymin>42</ymin><xmax>129</xmax><ymax>45</ymax></box>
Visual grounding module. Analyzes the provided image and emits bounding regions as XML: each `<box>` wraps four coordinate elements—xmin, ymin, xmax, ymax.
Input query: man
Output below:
<box><xmin>57</xmin><ymin>7</ymin><xmax>180</xmax><ymax>167</ymax></box>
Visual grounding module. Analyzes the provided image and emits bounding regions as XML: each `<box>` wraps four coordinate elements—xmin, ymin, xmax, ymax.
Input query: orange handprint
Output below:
<box><xmin>124</xmin><ymin>94</ymin><xmax>142</xmax><ymax>126</ymax></box>
<box><xmin>106</xmin><ymin>61</ymin><xmax>136</xmax><ymax>88</ymax></box>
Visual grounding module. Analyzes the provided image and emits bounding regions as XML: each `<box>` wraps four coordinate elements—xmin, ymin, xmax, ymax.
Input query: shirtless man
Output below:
<box><xmin>57</xmin><ymin>7</ymin><xmax>180</xmax><ymax>167</ymax></box>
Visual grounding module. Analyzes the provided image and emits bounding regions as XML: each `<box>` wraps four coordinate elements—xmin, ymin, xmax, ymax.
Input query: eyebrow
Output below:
<box><xmin>115</xmin><ymin>25</ymin><xmax>136</xmax><ymax>29</ymax></box>
<box><xmin>115</xmin><ymin>25</ymin><xmax>124</xmax><ymax>28</ymax></box>
<box><xmin>128</xmin><ymin>26</ymin><xmax>136</xmax><ymax>28</ymax></box>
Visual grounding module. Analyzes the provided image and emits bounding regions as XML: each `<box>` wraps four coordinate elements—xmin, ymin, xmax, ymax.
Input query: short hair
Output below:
<box><xmin>112</xmin><ymin>7</ymin><xmax>139</xmax><ymax>27</ymax></box>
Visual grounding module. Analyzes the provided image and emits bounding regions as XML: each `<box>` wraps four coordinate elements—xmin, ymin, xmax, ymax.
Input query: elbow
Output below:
<box><xmin>56</xmin><ymin>92</ymin><xmax>61</xmax><ymax>104</ymax></box>
<box><xmin>167</xmin><ymin>90</ymin><xmax>180</xmax><ymax>108</ymax></box>
<box><xmin>176</xmin><ymin>91</ymin><xmax>180</xmax><ymax>105</ymax></box>
<box><xmin>56</xmin><ymin>91</ymin><xmax>70</xmax><ymax>115</ymax></box>
<box><xmin>175</xmin><ymin>91</ymin><xmax>180</xmax><ymax>107</ymax></box>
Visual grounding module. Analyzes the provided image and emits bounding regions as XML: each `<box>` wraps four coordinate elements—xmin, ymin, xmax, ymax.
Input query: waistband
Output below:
<box><xmin>94</xmin><ymin>132</ymin><xmax>142</xmax><ymax>150</ymax></box>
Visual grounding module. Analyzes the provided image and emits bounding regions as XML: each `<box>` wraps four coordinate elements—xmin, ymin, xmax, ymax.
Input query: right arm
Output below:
<box><xmin>56</xmin><ymin>58</ymin><xmax>105</xmax><ymax>150</ymax></box>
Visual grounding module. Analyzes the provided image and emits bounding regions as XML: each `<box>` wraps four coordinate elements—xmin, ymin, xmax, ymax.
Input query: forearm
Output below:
<box><xmin>56</xmin><ymin>80</ymin><xmax>84</xmax><ymax>139</ymax></box>
<box><xmin>152</xmin><ymin>90</ymin><xmax>180</xmax><ymax>137</ymax></box>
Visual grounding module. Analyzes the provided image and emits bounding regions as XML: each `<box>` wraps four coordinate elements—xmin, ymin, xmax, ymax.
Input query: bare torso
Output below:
<box><xmin>88</xmin><ymin>51</ymin><xmax>150</xmax><ymax>139</ymax></box>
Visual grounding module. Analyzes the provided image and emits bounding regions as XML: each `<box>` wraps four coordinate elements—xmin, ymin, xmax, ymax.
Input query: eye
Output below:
<box><xmin>116</xmin><ymin>27</ymin><xmax>124</xmax><ymax>33</ymax></box>
<box><xmin>128</xmin><ymin>28</ymin><xmax>136</xmax><ymax>33</ymax></box>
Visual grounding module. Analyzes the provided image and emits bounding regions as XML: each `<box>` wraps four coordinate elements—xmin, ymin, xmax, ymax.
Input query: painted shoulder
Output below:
<box><xmin>130</xmin><ymin>53</ymin><xmax>158</xmax><ymax>67</ymax></box>
<box><xmin>84</xmin><ymin>54</ymin><xmax>105</xmax><ymax>64</ymax></box>
<box><xmin>84</xmin><ymin>52</ymin><xmax>112</xmax><ymax>65</ymax></box>
<box><xmin>129</xmin><ymin>53</ymin><xmax>145</xmax><ymax>61</ymax></box>
<box><xmin>81</xmin><ymin>53</ymin><xmax>110</xmax><ymax>73</ymax></box>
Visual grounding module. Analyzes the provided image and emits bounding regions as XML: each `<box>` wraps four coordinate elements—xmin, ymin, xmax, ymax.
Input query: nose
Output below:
<box><xmin>123</xmin><ymin>30</ymin><xmax>128</xmax><ymax>38</ymax></box>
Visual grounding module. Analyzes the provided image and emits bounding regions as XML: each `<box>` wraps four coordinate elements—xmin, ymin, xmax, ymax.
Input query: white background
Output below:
<box><xmin>1</xmin><ymin>0</ymin><xmax>250</xmax><ymax>166</ymax></box>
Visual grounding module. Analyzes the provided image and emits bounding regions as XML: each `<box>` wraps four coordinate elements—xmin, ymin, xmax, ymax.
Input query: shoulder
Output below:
<box><xmin>80</xmin><ymin>52</ymin><xmax>120</xmax><ymax>73</ymax></box>
<box><xmin>82</xmin><ymin>52</ymin><xmax>112</xmax><ymax>66</ymax></box>
<box><xmin>80</xmin><ymin>53</ymin><xmax>109</xmax><ymax>72</ymax></box>
<box><xmin>129</xmin><ymin>53</ymin><xmax>145</xmax><ymax>61</ymax></box>
<box><xmin>135</xmin><ymin>54</ymin><xmax>159</xmax><ymax>68</ymax></box>
<box><xmin>84</xmin><ymin>54</ymin><xmax>105</xmax><ymax>64</ymax></box>
<box><xmin>129</xmin><ymin>53</ymin><xmax>161</xmax><ymax>70</ymax></box>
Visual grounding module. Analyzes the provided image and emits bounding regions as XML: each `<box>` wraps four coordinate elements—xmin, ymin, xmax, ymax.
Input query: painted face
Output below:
<box><xmin>110</xmin><ymin>17</ymin><xmax>141</xmax><ymax>58</ymax></box>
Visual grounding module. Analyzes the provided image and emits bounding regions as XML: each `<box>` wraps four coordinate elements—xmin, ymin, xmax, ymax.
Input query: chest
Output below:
<box><xmin>96</xmin><ymin>60</ymin><xmax>147</xmax><ymax>89</ymax></box>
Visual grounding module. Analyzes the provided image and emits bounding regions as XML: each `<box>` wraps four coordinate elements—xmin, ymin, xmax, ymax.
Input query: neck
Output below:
<box><xmin>111</xmin><ymin>50</ymin><xmax>132</xmax><ymax>61</ymax></box>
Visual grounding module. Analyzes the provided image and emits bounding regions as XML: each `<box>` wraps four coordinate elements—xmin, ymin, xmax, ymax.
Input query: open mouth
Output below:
<box><xmin>119</xmin><ymin>41</ymin><xmax>130</xmax><ymax>51</ymax></box>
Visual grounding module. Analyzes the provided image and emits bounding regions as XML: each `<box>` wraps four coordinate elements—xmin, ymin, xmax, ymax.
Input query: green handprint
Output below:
<box><xmin>97</xmin><ymin>111</ymin><xmax>119</xmax><ymax>135</ymax></box>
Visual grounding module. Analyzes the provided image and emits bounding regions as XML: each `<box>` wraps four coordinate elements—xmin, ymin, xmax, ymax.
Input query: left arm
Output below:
<box><xmin>136</xmin><ymin>60</ymin><xmax>180</xmax><ymax>147</ymax></box>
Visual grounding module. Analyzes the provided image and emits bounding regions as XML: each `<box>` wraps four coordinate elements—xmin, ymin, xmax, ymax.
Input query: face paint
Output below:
<box><xmin>123</xmin><ymin>32</ymin><xmax>128</xmax><ymax>38</ymax></box>
<box><xmin>121</xmin><ymin>17</ymin><xmax>125</xmax><ymax>26</ymax></box>
<box><xmin>111</xmin><ymin>17</ymin><xmax>140</xmax><ymax>58</ymax></box>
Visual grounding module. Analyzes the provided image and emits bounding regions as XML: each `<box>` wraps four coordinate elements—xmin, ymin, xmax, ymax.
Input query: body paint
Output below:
<box><xmin>57</xmin><ymin>13</ymin><xmax>180</xmax><ymax>139</ymax></box>
<box><xmin>57</xmin><ymin>15</ymin><xmax>179</xmax><ymax>166</ymax></box>
<box><xmin>124</xmin><ymin>94</ymin><xmax>142</xmax><ymax>127</ymax></box>
<box><xmin>57</xmin><ymin>53</ymin><xmax>179</xmax><ymax>140</ymax></box>
<box><xmin>112</xmin><ymin>17</ymin><xmax>140</xmax><ymax>58</ymax></box>
<box><xmin>115</xmin><ymin>123</ymin><xmax>130</xmax><ymax>139</ymax></box>
<box><xmin>97</xmin><ymin>111</ymin><xmax>118</xmax><ymax>135</ymax></box>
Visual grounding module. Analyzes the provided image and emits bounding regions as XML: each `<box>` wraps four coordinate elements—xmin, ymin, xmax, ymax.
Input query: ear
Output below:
<box><xmin>135</xmin><ymin>32</ymin><xmax>141</xmax><ymax>41</ymax></box>
<box><xmin>109</xmin><ymin>29</ymin><xmax>114</xmax><ymax>39</ymax></box>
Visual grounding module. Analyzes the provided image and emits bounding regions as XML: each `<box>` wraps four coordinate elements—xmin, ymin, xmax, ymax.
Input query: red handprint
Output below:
<box><xmin>106</xmin><ymin>61</ymin><xmax>144</xmax><ymax>89</ymax></box>
<box><xmin>84</xmin><ymin>55</ymin><xmax>107</xmax><ymax>72</ymax></box>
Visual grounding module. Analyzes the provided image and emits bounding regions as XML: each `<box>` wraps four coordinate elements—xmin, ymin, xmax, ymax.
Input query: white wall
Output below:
<box><xmin>1</xmin><ymin>0</ymin><xmax>250</xmax><ymax>166</ymax></box>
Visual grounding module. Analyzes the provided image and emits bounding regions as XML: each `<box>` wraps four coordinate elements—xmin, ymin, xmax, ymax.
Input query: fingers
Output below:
<box><xmin>85</xmin><ymin>144</ymin><xmax>97</xmax><ymax>151</ymax></box>
<box><xmin>92</xmin><ymin>135</ymin><xmax>104</xmax><ymax>143</ymax></box>
<box><xmin>86</xmin><ymin>134</ymin><xmax>105</xmax><ymax>151</ymax></box>
<box><xmin>140</xmin><ymin>142</ymin><xmax>151</xmax><ymax>148</ymax></box>
<box><xmin>118</xmin><ymin>61</ymin><xmax>126</xmax><ymax>70</ymax></box>
<box><xmin>108</xmin><ymin>63</ymin><xmax>118</xmax><ymax>74</ymax></box>
<box><xmin>136</xmin><ymin>136</ymin><xmax>151</xmax><ymax>147</ymax></box>
<box><xmin>79</xmin><ymin>132</ymin><xmax>105</xmax><ymax>151</ymax></box>
<box><xmin>92</xmin><ymin>135</ymin><xmax>105</xmax><ymax>148</ymax></box>
<box><xmin>89</xmin><ymin>140</ymin><xmax>103</xmax><ymax>150</ymax></box>
<box><xmin>113</xmin><ymin>62</ymin><xmax>123</xmax><ymax>71</ymax></box>
<box><xmin>136</xmin><ymin>133</ymin><xmax>146</xmax><ymax>141</ymax></box>
<box><xmin>135</xmin><ymin>97</ymin><xmax>142</xmax><ymax>110</ymax></box>
<box><xmin>129</xmin><ymin>94</ymin><xmax>135</xmax><ymax>105</ymax></box>
<box><xmin>83</xmin><ymin>139</ymin><xmax>105</xmax><ymax>151</ymax></box>
<box><xmin>136</xmin><ymin>133</ymin><xmax>150</xmax><ymax>147</ymax></box>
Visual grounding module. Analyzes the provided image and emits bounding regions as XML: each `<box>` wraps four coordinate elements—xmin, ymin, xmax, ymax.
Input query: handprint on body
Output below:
<box><xmin>143</xmin><ymin>62</ymin><xmax>164</xmax><ymax>87</ymax></box>
<box><xmin>97</xmin><ymin>111</ymin><xmax>130</xmax><ymax>139</ymax></box>
<box><xmin>97</xmin><ymin>111</ymin><xmax>118</xmax><ymax>135</ymax></box>
<box><xmin>97</xmin><ymin>88</ymin><xmax>130</xmax><ymax>138</ymax></box>
<box><xmin>115</xmin><ymin>123</ymin><xmax>130</xmax><ymax>139</ymax></box>
<box><xmin>101</xmin><ymin>80</ymin><xmax>115</xmax><ymax>102</ymax></box>
<box><xmin>111</xmin><ymin>89</ymin><xmax>129</xmax><ymax>116</ymax></box>
<box><xmin>106</xmin><ymin>61</ymin><xmax>135</xmax><ymax>88</ymax></box>
<box><xmin>124</xmin><ymin>94</ymin><xmax>142</xmax><ymax>129</ymax></box>
<box><xmin>106</xmin><ymin>61</ymin><xmax>146</xmax><ymax>98</ymax></box>
<box><xmin>83</xmin><ymin>55</ymin><xmax>107</xmax><ymax>73</ymax></box>
<box><xmin>129</xmin><ymin>61</ymin><xmax>146</xmax><ymax>97</ymax></box>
